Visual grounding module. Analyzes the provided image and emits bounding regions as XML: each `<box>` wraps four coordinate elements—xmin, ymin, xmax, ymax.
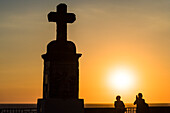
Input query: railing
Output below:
<box><xmin>126</xmin><ymin>107</ymin><xmax>136</xmax><ymax>113</ymax></box>
<box><xmin>0</xmin><ymin>108</ymin><xmax>37</xmax><ymax>113</ymax></box>
<box><xmin>1</xmin><ymin>105</ymin><xmax>170</xmax><ymax>113</ymax></box>
<box><xmin>0</xmin><ymin>107</ymin><xmax>136</xmax><ymax>113</ymax></box>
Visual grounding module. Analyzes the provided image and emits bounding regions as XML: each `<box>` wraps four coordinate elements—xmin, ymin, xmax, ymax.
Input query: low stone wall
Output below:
<box><xmin>149</xmin><ymin>107</ymin><xmax>170</xmax><ymax>113</ymax></box>
<box><xmin>0</xmin><ymin>106</ymin><xmax>170</xmax><ymax>113</ymax></box>
<box><xmin>85</xmin><ymin>108</ymin><xmax>115</xmax><ymax>113</ymax></box>
<box><xmin>84</xmin><ymin>107</ymin><xmax>170</xmax><ymax>113</ymax></box>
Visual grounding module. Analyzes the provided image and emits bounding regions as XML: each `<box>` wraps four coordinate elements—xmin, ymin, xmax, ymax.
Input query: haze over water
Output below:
<box><xmin>0</xmin><ymin>103</ymin><xmax>170</xmax><ymax>109</ymax></box>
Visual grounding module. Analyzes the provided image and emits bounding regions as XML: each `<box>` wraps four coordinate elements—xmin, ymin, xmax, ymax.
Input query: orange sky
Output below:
<box><xmin>0</xmin><ymin>0</ymin><xmax>170</xmax><ymax>104</ymax></box>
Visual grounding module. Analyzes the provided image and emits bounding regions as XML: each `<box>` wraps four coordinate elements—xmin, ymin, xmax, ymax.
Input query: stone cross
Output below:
<box><xmin>48</xmin><ymin>3</ymin><xmax>76</xmax><ymax>41</ymax></box>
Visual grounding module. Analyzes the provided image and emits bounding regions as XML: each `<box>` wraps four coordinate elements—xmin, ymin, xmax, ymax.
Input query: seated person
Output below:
<box><xmin>114</xmin><ymin>95</ymin><xmax>125</xmax><ymax>113</ymax></box>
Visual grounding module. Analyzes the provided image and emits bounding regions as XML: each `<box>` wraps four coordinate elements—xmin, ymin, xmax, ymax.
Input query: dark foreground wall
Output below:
<box><xmin>0</xmin><ymin>106</ymin><xmax>170</xmax><ymax>113</ymax></box>
<box><xmin>85</xmin><ymin>108</ymin><xmax>115</xmax><ymax>113</ymax></box>
<box><xmin>84</xmin><ymin>107</ymin><xmax>170</xmax><ymax>113</ymax></box>
<box><xmin>149</xmin><ymin>107</ymin><xmax>170</xmax><ymax>113</ymax></box>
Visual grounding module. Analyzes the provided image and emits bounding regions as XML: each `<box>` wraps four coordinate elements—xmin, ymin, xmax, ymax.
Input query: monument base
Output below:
<box><xmin>37</xmin><ymin>98</ymin><xmax>84</xmax><ymax>113</ymax></box>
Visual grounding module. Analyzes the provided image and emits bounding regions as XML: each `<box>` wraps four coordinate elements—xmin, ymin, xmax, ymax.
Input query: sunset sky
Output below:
<box><xmin>0</xmin><ymin>0</ymin><xmax>170</xmax><ymax>104</ymax></box>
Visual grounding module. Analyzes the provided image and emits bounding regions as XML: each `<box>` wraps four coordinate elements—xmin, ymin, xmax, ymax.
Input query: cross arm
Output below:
<box><xmin>48</xmin><ymin>12</ymin><xmax>76</xmax><ymax>23</ymax></box>
<box><xmin>48</xmin><ymin>12</ymin><xmax>57</xmax><ymax>22</ymax></box>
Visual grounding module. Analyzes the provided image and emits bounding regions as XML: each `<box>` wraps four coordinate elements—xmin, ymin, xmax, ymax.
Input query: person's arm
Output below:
<box><xmin>114</xmin><ymin>101</ymin><xmax>117</xmax><ymax>108</ymax></box>
<box><xmin>134</xmin><ymin>100</ymin><xmax>136</xmax><ymax>105</ymax></box>
<box><xmin>122</xmin><ymin>101</ymin><xmax>125</xmax><ymax>108</ymax></box>
<box><xmin>134</xmin><ymin>95</ymin><xmax>138</xmax><ymax>105</ymax></box>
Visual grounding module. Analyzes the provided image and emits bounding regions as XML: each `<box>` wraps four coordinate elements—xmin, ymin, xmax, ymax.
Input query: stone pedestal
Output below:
<box><xmin>37</xmin><ymin>3</ymin><xmax>84</xmax><ymax>113</ymax></box>
<box><xmin>37</xmin><ymin>99</ymin><xmax>84</xmax><ymax>113</ymax></box>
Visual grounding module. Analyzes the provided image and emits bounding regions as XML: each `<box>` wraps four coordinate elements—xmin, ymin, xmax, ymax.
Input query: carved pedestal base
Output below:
<box><xmin>37</xmin><ymin>98</ymin><xmax>84</xmax><ymax>113</ymax></box>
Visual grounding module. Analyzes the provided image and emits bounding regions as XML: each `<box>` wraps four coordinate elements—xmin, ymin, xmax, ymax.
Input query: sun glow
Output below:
<box><xmin>107</xmin><ymin>66</ymin><xmax>135</xmax><ymax>91</ymax></box>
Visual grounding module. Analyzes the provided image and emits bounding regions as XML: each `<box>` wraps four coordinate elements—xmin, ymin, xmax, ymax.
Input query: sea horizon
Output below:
<box><xmin>0</xmin><ymin>103</ymin><xmax>170</xmax><ymax>108</ymax></box>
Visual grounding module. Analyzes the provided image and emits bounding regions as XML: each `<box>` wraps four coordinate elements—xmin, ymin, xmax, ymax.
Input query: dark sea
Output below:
<box><xmin>0</xmin><ymin>103</ymin><xmax>170</xmax><ymax>108</ymax></box>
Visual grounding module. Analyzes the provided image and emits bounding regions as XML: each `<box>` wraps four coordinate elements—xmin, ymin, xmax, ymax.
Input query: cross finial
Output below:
<box><xmin>48</xmin><ymin>3</ymin><xmax>76</xmax><ymax>41</ymax></box>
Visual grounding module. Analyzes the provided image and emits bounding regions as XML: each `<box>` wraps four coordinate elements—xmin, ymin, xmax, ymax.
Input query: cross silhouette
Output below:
<box><xmin>48</xmin><ymin>3</ymin><xmax>76</xmax><ymax>41</ymax></box>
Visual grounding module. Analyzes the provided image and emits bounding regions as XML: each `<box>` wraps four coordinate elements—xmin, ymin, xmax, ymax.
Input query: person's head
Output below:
<box><xmin>116</xmin><ymin>95</ymin><xmax>121</xmax><ymax>101</ymax></box>
<box><xmin>138</xmin><ymin>93</ymin><xmax>143</xmax><ymax>99</ymax></box>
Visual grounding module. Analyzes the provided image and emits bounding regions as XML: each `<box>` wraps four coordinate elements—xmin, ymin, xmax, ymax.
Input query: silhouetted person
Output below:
<box><xmin>114</xmin><ymin>95</ymin><xmax>126</xmax><ymax>113</ymax></box>
<box><xmin>134</xmin><ymin>93</ymin><xmax>149</xmax><ymax>113</ymax></box>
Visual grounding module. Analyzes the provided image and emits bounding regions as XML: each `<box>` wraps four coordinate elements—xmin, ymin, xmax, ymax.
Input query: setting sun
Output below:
<box><xmin>107</xmin><ymin>66</ymin><xmax>136</xmax><ymax>91</ymax></box>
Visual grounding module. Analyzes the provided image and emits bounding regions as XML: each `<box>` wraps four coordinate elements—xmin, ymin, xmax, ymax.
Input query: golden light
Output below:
<box><xmin>107</xmin><ymin>66</ymin><xmax>136</xmax><ymax>91</ymax></box>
